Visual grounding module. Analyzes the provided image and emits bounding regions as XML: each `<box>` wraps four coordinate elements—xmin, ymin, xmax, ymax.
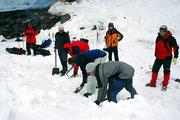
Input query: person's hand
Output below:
<box><xmin>172</xmin><ymin>58</ymin><xmax>177</xmax><ymax>65</ymax></box>
<box><xmin>94</xmin><ymin>100</ymin><xmax>100</xmax><ymax>105</ymax></box>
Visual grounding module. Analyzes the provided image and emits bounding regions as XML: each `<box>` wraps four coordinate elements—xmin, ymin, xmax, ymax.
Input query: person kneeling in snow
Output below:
<box><xmin>85</xmin><ymin>61</ymin><xmax>137</xmax><ymax>105</ymax></box>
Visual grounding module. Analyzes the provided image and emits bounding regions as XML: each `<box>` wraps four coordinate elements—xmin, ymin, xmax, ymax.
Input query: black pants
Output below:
<box><xmin>152</xmin><ymin>56</ymin><xmax>172</xmax><ymax>74</ymax></box>
<box><xmin>80</xmin><ymin>65</ymin><xmax>88</xmax><ymax>87</ymax></box>
<box><xmin>108</xmin><ymin>46</ymin><xmax>119</xmax><ymax>61</ymax></box>
<box><xmin>58</xmin><ymin>50</ymin><xmax>68</xmax><ymax>71</ymax></box>
<box><xmin>26</xmin><ymin>42</ymin><xmax>37</xmax><ymax>55</ymax></box>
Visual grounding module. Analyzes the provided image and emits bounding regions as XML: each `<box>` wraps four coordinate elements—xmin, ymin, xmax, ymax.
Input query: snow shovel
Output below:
<box><xmin>52</xmin><ymin>48</ymin><xmax>60</xmax><ymax>75</ymax></box>
<box><xmin>52</xmin><ymin>33</ymin><xmax>60</xmax><ymax>75</ymax></box>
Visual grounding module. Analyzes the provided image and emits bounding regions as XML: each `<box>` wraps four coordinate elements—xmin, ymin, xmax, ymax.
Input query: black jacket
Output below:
<box><xmin>55</xmin><ymin>31</ymin><xmax>70</xmax><ymax>51</ymax></box>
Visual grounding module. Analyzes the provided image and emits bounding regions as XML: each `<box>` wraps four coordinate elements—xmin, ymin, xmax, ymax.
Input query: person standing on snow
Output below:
<box><xmin>85</xmin><ymin>61</ymin><xmax>137</xmax><ymax>105</ymax></box>
<box><xmin>104</xmin><ymin>22</ymin><xmax>123</xmax><ymax>61</ymax></box>
<box><xmin>146</xmin><ymin>25</ymin><xmax>179</xmax><ymax>91</ymax></box>
<box><xmin>24</xmin><ymin>22</ymin><xmax>39</xmax><ymax>56</ymax></box>
<box><xmin>64</xmin><ymin>39</ymin><xmax>90</xmax><ymax>77</ymax></box>
<box><xmin>55</xmin><ymin>25</ymin><xmax>70</xmax><ymax>76</ymax></box>
<box><xmin>68</xmin><ymin>49</ymin><xmax>107</xmax><ymax>90</ymax></box>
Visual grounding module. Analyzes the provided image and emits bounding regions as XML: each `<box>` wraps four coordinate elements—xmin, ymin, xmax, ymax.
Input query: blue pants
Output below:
<box><xmin>107</xmin><ymin>78</ymin><xmax>137</xmax><ymax>103</ymax></box>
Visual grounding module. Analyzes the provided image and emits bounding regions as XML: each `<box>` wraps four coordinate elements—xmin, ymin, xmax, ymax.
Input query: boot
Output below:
<box><xmin>146</xmin><ymin>72</ymin><xmax>158</xmax><ymax>87</ymax></box>
<box><xmin>162</xmin><ymin>73</ymin><xmax>170</xmax><ymax>86</ymax></box>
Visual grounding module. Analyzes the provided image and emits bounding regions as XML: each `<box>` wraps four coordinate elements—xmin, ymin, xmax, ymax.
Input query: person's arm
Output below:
<box><xmin>171</xmin><ymin>36</ymin><xmax>179</xmax><ymax>59</ymax></box>
<box><xmin>55</xmin><ymin>33</ymin><xmax>58</xmax><ymax>49</ymax></box>
<box><xmin>66</xmin><ymin>32</ymin><xmax>70</xmax><ymax>43</ymax></box>
<box><xmin>96</xmin><ymin>78</ymin><xmax>108</xmax><ymax>104</ymax></box>
<box><xmin>115</xmin><ymin>29</ymin><xmax>123</xmax><ymax>41</ymax></box>
<box><xmin>170</xmin><ymin>36</ymin><xmax>179</xmax><ymax>64</ymax></box>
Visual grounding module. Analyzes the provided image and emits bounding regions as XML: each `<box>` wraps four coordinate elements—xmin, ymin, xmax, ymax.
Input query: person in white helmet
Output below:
<box><xmin>55</xmin><ymin>25</ymin><xmax>70</xmax><ymax>76</ymax></box>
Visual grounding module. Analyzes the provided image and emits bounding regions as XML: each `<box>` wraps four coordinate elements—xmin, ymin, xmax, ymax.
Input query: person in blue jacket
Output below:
<box><xmin>68</xmin><ymin>49</ymin><xmax>107</xmax><ymax>88</ymax></box>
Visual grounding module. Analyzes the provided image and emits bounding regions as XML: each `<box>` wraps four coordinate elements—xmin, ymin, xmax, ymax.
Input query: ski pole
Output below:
<box><xmin>66</xmin><ymin>66</ymin><xmax>73</xmax><ymax>77</ymax></box>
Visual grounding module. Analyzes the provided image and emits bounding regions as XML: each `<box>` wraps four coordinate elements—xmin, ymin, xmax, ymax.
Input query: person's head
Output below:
<box><xmin>27</xmin><ymin>22</ymin><xmax>32</xmax><ymax>28</ymax></box>
<box><xmin>159</xmin><ymin>25</ymin><xmax>168</xmax><ymax>37</ymax></box>
<box><xmin>68</xmin><ymin>57</ymin><xmax>74</xmax><ymax>65</ymax></box>
<box><xmin>86</xmin><ymin>62</ymin><xmax>97</xmax><ymax>77</ymax></box>
<box><xmin>108</xmin><ymin>22</ymin><xmax>114</xmax><ymax>30</ymax></box>
<box><xmin>58</xmin><ymin>25</ymin><xmax>64</xmax><ymax>33</ymax></box>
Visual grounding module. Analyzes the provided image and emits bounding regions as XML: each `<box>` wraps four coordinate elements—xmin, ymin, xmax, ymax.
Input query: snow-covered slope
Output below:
<box><xmin>0</xmin><ymin>0</ymin><xmax>180</xmax><ymax>120</ymax></box>
<box><xmin>0</xmin><ymin>0</ymin><xmax>55</xmax><ymax>12</ymax></box>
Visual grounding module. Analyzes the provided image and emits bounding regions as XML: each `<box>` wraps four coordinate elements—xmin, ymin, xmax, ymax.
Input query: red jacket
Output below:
<box><xmin>24</xmin><ymin>27</ymin><xmax>38</xmax><ymax>43</ymax></box>
<box><xmin>155</xmin><ymin>31</ymin><xmax>179</xmax><ymax>60</ymax></box>
<box><xmin>64</xmin><ymin>40</ymin><xmax>90</xmax><ymax>56</ymax></box>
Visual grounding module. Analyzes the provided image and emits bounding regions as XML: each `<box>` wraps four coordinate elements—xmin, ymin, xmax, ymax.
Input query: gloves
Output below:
<box><xmin>83</xmin><ymin>93</ymin><xmax>92</xmax><ymax>98</ymax></box>
<box><xmin>94</xmin><ymin>100</ymin><xmax>100</xmax><ymax>105</ymax></box>
<box><xmin>172</xmin><ymin>58</ymin><xmax>177</xmax><ymax>65</ymax></box>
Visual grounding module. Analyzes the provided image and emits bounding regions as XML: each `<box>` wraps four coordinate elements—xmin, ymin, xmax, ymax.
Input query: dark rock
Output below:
<box><xmin>80</xmin><ymin>26</ymin><xmax>85</xmax><ymax>30</ymax></box>
<box><xmin>0</xmin><ymin>8</ymin><xmax>71</xmax><ymax>39</ymax></box>
<box><xmin>1</xmin><ymin>39</ymin><xmax>7</xmax><ymax>42</ymax></box>
<box><xmin>91</xmin><ymin>25</ymin><xmax>97</xmax><ymax>30</ymax></box>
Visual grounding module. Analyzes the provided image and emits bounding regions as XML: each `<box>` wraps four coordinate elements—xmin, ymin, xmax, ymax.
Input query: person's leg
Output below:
<box><xmin>107</xmin><ymin>80</ymin><xmax>126</xmax><ymax>103</ymax></box>
<box><xmin>113</xmin><ymin>46</ymin><xmax>119</xmax><ymax>61</ymax></box>
<box><xmin>162</xmin><ymin>57</ymin><xmax>172</xmax><ymax>86</ymax></box>
<box><xmin>108</xmin><ymin>48</ymin><xmax>112</xmax><ymax>61</ymax></box>
<box><xmin>125</xmin><ymin>78</ymin><xmax>137</xmax><ymax>98</ymax></box>
<box><xmin>26</xmin><ymin>42</ymin><xmax>31</xmax><ymax>55</ymax></box>
<box><xmin>60</xmin><ymin>51</ymin><xmax>68</xmax><ymax>75</ymax></box>
<box><xmin>80</xmin><ymin>65</ymin><xmax>87</xmax><ymax>87</ymax></box>
<box><xmin>149</xmin><ymin>58</ymin><xmax>163</xmax><ymax>86</ymax></box>
<box><xmin>73</xmin><ymin>64</ymin><xmax>79</xmax><ymax>76</ymax></box>
<box><xmin>32</xmin><ymin>43</ymin><xmax>37</xmax><ymax>55</ymax></box>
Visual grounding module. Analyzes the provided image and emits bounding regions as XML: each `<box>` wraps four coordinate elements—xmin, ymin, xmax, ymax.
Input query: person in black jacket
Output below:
<box><xmin>55</xmin><ymin>25</ymin><xmax>70</xmax><ymax>76</ymax></box>
<box><xmin>146</xmin><ymin>25</ymin><xmax>179</xmax><ymax>91</ymax></box>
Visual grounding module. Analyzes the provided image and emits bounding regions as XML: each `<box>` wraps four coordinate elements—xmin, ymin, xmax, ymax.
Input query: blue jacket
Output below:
<box><xmin>74</xmin><ymin>49</ymin><xmax>106</xmax><ymax>66</ymax></box>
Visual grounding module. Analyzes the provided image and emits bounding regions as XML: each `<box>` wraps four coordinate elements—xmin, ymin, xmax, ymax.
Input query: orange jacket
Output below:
<box><xmin>105</xmin><ymin>28</ymin><xmax>123</xmax><ymax>48</ymax></box>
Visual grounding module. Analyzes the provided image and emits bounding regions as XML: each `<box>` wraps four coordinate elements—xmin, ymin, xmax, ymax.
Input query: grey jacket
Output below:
<box><xmin>95</xmin><ymin>61</ymin><xmax>135</xmax><ymax>102</ymax></box>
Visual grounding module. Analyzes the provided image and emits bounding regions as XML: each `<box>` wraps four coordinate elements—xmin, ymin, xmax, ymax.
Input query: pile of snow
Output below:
<box><xmin>0</xmin><ymin>0</ymin><xmax>180</xmax><ymax>119</ymax></box>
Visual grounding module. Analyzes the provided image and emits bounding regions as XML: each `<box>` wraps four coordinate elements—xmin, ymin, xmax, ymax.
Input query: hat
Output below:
<box><xmin>86</xmin><ymin>62</ymin><xmax>97</xmax><ymax>73</ymax></box>
<box><xmin>58</xmin><ymin>25</ymin><xmax>64</xmax><ymax>31</ymax></box>
<box><xmin>108</xmin><ymin>22</ymin><xmax>114</xmax><ymax>27</ymax></box>
<box><xmin>159</xmin><ymin>25</ymin><xmax>168</xmax><ymax>32</ymax></box>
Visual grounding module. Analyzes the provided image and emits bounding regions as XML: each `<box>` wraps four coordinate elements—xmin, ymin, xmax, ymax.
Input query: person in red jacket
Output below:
<box><xmin>24</xmin><ymin>23</ymin><xmax>39</xmax><ymax>55</ymax></box>
<box><xmin>146</xmin><ymin>25</ymin><xmax>179</xmax><ymax>91</ymax></box>
<box><xmin>64</xmin><ymin>39</ymin><xmax>90</xmax><ymax>77</ymax></box>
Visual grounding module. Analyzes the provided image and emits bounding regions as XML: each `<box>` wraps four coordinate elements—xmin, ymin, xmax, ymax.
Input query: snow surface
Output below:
<box><xmin>1</xmin><ymin>0</ymin><xmax>180</xmax><ymax>120</ymax></box>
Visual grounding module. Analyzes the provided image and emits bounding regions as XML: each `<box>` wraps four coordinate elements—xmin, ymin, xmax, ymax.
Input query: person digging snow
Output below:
<box><xmin>146</xmin><ymin>25</ymin><xmax>179</xmax><ymax>91</ymax></box>
<box><xmin>64</xmin><ymin>39</ymin><xmax>89</xmax><ymax>77</ymax></box>
<box><xmin>68</xmin><ymin>49</ymin><xmax>107</xmax><ymax>92</ymax></box>
<box><xmin>55</xmin><ymin>25</ymin><xmax>70</xmax><ymax>76</ymax></box>
<box><xmin>85</xmin><ymin>61</ymin><xmax>137</xmax><ymax>105</ymax></box>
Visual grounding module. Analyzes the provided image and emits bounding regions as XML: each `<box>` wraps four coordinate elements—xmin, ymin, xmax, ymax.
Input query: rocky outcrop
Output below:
<box><xmin>0</xmin><ymin>8</ymin><xmax>71</xmax><ymax>39</ymax></box>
